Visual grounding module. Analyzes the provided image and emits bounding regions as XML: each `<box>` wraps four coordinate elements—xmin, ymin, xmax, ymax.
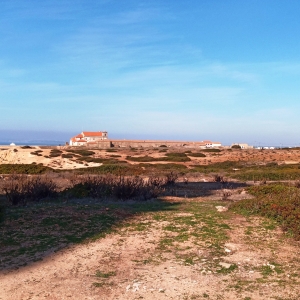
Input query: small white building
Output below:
<box><xmin>70</xmin><ymin>131</ymin><xmax>108</xmax><ymax>146</ymax></box>
<box><xmin>200</xmin><ymin>140</ymin><xmax>222</xmax><ymax>148</ymax></box>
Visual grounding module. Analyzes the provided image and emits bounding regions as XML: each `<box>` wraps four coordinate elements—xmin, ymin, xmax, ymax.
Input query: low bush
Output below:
<box><xmin>2</xmin><ymin>175</ymin><xmax>57</xmax><ymax>205</ymax></box>
<box><xmin>75</xmin><ymin>164</ymin><xmax>143</xmax><ymax>176</ymax></box>
<box><xmin>76</xmin><ymin>157</ymin><xmax>120</xmax><ymax>164</ymax></box>
<box><xmin>30</xmin><ymin>150</ymin><xmax>43</xmax><ymax>156</ymax></box>
<box><xmin>49</xmin><ymin>149</ymin><xmax>62</xmax><ymax>157</ymax></box>
<box><xmin>21</xmin><ymin>145</ymin><xmax>33</xmax><ymax>149</ymax></box>
<box><xmin>202</xmin><ymin>149</ymin><xmax>221</xmax><ymax>152</ymax></box>
<box><xmin>0</xmin><ymin>164</ymin><xmax>52</xmax><ymax>174</ymax></box>
<box><xmin>61</xmin><ymin>153</ymin><xmax>76</xmax><ymax>158</ymax></box>
<box><xmin>213</xmin><ymin>174</ymin><xmax>226</xmax><ymax>183</ymax></box>
<box><xmin>66</xmin><ymin>149</ymin><xmax>95</xmax><ymax>156</ymax></box>
<box><xmin>165</xmin><ymin>171</ymin><xmax>179</xmax><ymax>185</ymax></box>
<box><xmin>140</xmin><ymin>163</ymin><xmax>187</xmax><ymax>172</ymax></box>
<box><xmin>126</xmin><ymin>152</ymin><xmax>191</xmax><ymax>163</ymax></box>
<box><xmin>191</xmin><ymin>161</ymin><xmax>243</xmax><ymax>173</ymax></box>
<box><xmin>231</xmin><ymin>184</ymin><xmax>300</xmax><ymax>239</ymax></box>
<box><xmin>233</xmin><ymin>170</ymin><xmax>300</xmax><ymax>181</ymax></box>
<box><xmin>65</xmin><ymin>175</ymin><xmax>165</xmax><ymax>200</ymax></box>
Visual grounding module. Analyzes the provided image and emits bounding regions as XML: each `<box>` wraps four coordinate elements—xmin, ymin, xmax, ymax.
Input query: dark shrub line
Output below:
<box><xmin>2</xmin><ymin>172</ymin><xmax>180</xmax><ymax>205</ymax></box>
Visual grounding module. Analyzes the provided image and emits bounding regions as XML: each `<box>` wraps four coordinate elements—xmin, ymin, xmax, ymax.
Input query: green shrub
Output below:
<box><xmin>234</xmin><ymin>170</ymin><xmax>300</xmax><ymax>181</ymax></box>
<box><xmin>67</xmin><ymin>150</ymin><xmax>95</xmax><ymax>156</ymax></box>
<box><xmin>140</xmin><ymin>163</ymin><xmax>187</xmax><ymax>173</ymax></box>
<box><xmin>127</xmin><ymin>152</ymin><xmax>190</xmax><ymax>163</ymax></box>
<box><xmin>75</xmin><ymin>164</ymin><xmax>143</xmax><ymax>176</ymax></box>
<box><xmin>187</xmin><ymin>153</ymin><xmax>206</xmax><ymax>157</ymax></box>
<box><xmin>61</xmin><ymin>153</ymin><xmax>75</xmax><ymax>158</ymax></box>
<box><xmin>77</xmin><ymin>157</ymin><xmax>120</xmax><ymax>164</ymax></box>
<box><xmin>231</xmin><ymin>184</ymin><xmax>300</xmax><ymax>239</ymax></box>
<box><xmin>30</xmin><ymin>150</ymin><xmax>43</xmax><ymax>156</ymax></box>
<box><xmin>49</xmin><ymin>149</ymin><xmax>62</xmax><ymax>158</ymax></box>
<box><xmin>0</xmin><ymin>164</ymin><xmax>52</xmax><ymax>174</ymax></box>
<box><xmin>191</xmin><ymin>161</ymin><xmax>243</xmax><ymax>173</ymax></box>
<box><xmin>202</xmin><ymin>149</ymin><xmax>221</xmax><ymax>152</ymax></box>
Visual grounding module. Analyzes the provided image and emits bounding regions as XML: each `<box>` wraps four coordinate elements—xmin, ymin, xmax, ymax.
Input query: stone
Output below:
<box><xmin>215</xmin><ymin>206</ymin><xmax>228</xmax><ymax>212</ymax></box>
<box><xmin>219</xmin><ymin>262</ymin><xmax>232</xmax><ymax>269</ymax></box>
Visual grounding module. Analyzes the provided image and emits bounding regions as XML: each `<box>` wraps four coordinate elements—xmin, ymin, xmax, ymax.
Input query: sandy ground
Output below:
<box><xmin>1</xmin><ymin>146</ymin><xmax>300</xmax><ymax>170</ymax></box>
<box><xmin>0</xmin><ymin>147</ymin><xmax>102</xmax><ymax>170</ymax></box>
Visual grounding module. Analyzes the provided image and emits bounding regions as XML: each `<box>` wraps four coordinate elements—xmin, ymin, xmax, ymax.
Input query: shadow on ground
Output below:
<box><xmin>0</xmin><ymin>196</ymin><xmax>180</xmax><ymax>272</ymax></box>
<box><xmin>164</xmin><ymin>181</ymin><xmax>249</xmax><ymax>198</ymax></box>
<box><xmin>0</xmin><ymin>180</ymin><xmax>249</xmax><ymax>272</ymax></box>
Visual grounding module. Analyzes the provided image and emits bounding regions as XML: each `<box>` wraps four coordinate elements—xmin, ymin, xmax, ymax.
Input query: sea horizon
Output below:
<box><xmin>0</xmin><ymin>140</ymin><xmax>66</xmax><ymax>146</ymax></box>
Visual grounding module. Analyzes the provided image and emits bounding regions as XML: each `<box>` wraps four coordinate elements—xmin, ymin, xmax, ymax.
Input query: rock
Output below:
<box><xmin>132</xmin><ymin>283</ymin><xmax>140</xmax><ymax>292</ymax></box>
<box><xmin>215</xmin><ymin>206</ymin><xmax>228</xmax><ymax>212</ymax></box>
<box><xmin>219</xmin><ymin>262</ymin><xmax>232</xmax><ymax>269</ymax></box>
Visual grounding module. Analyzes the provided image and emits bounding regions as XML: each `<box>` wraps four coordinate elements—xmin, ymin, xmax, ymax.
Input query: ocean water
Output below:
<box><xmin>0</xmin><ymin>141</ymin><xmax>65</xmax><ymax>146</ymax></box>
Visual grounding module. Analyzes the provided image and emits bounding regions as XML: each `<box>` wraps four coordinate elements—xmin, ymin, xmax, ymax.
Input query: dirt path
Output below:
<box><xmin>1</xmin><ymin>196</ymin><xmax>300</xmax><ymax>300</ymax></box>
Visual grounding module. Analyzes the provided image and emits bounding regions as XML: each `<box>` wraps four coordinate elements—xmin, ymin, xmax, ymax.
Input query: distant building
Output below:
<box><xmin>70</xmin><ymin>131</ymin><xmax>108</xmax><ymax>146</ymax></box>
<box><xmin>231</xmin><ymin>143</ymin><xmax>253</xmax><ymax>149</ymax></box>
<box><xmin>201</xmin><ymin>140</ymin><xmax>222</xmax><ymax>148</ymax></box>
<box><xmin>199</xmin><ymin>140</ymin><xmax>222</xmax><ymax>148</ymax></box>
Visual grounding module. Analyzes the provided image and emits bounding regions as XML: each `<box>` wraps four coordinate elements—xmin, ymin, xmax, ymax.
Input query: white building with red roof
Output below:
<box><xmin>70</xmin><ymin>131</ymin><xmax>108</xmax><ymax>146</ymax></box>
<box><xmin>199</xmin><ymin>140</ymin><xmax>222</xmax><ymax>148</ymax></box>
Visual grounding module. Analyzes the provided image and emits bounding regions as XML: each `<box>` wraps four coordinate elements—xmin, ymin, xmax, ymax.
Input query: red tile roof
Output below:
<box><xmin>82</xmin><ymin>131</ymin><xmax>104</xmax><ymax>137</ymax></box>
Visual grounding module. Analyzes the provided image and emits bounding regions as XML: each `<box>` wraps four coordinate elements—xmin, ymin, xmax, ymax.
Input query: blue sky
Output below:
<box><xmin>1</xmin><ymin>0</ymin><xmax>300</xmax><ymax>145</ymax></box>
